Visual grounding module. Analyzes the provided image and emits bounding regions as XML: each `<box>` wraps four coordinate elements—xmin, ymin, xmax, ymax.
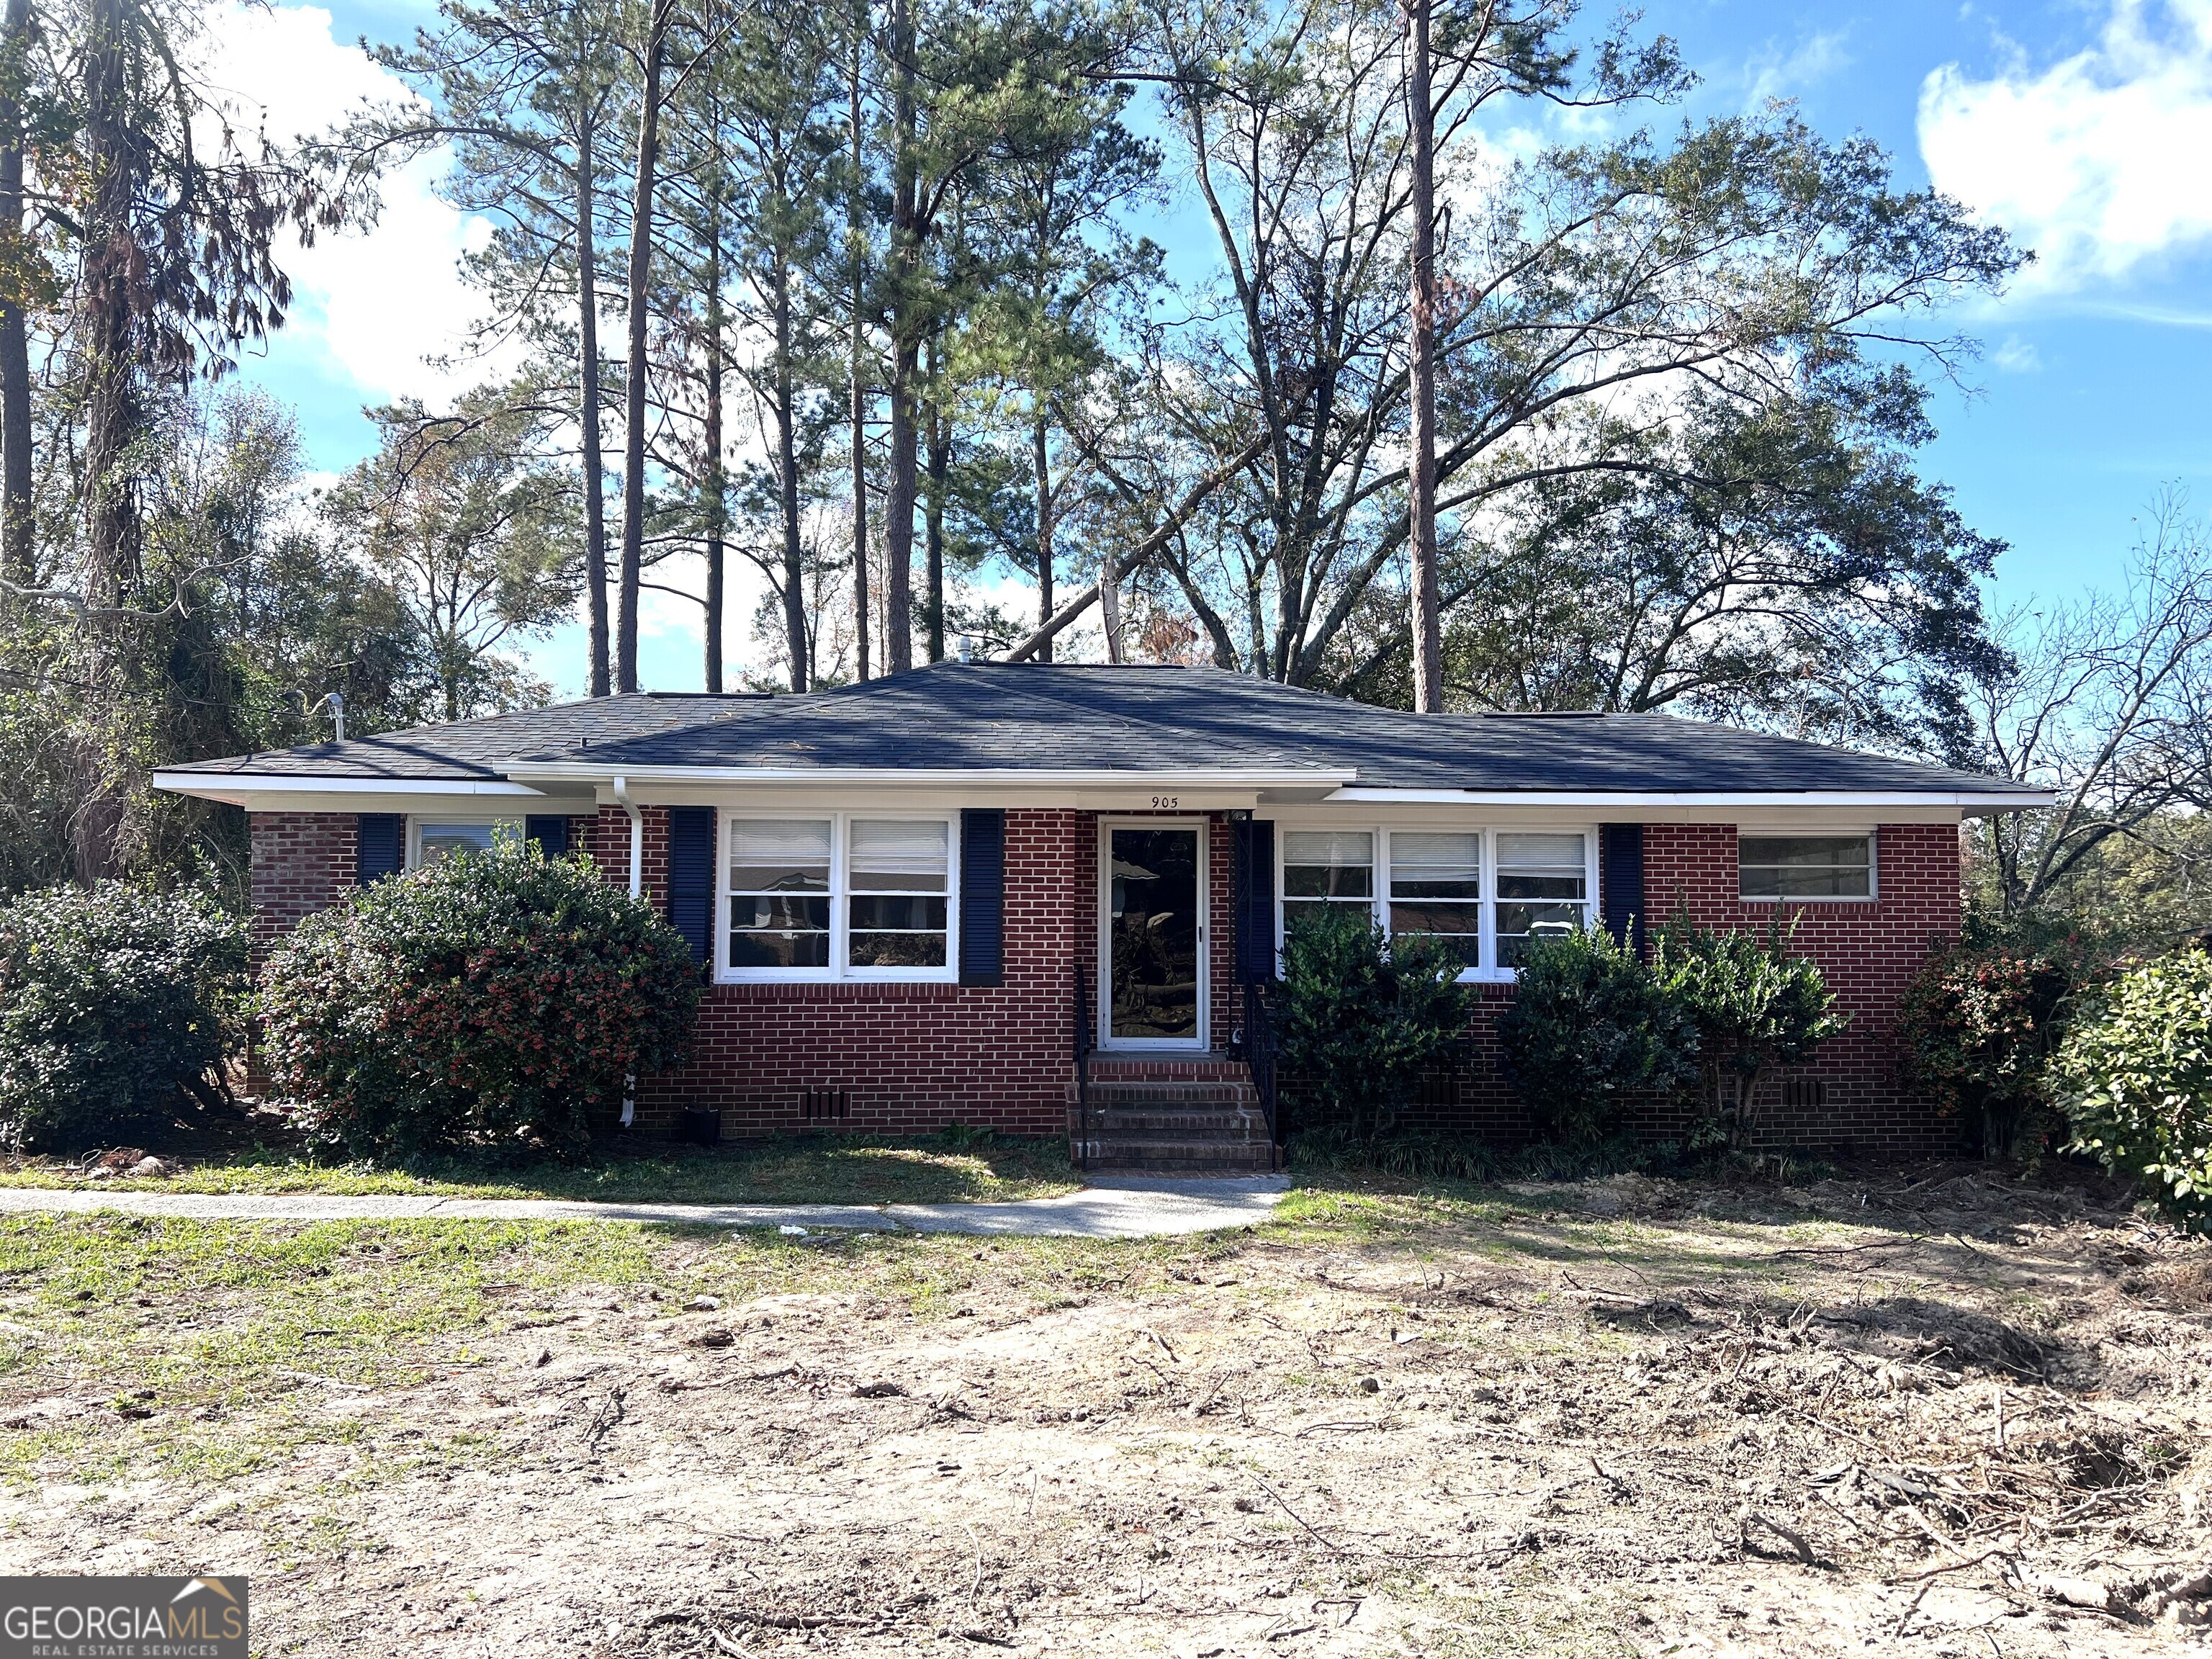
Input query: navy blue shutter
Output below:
<box><xmin>356</xmin><ymin>814</ymin><xmax>404</xmax><ymax>884</ymax></box>
<box><xmin>1232</xmin><ymin>817</ymin><xmax>1277</xmax><ymax>982</ymax></box>
<box><xmin>524</xmin><ymin>814</ymin><xmax>570</xmax><ymax>857</ymax></box>
<box><xmin>665</xmin><ymin>806</ymin><xmax>715</xmax><ymax>965</ymax></box>
<box><xmin>1600</xmin><ymin>823</ymin><xmax>1645</xmax><ymax>954</ymax></box>
<box><xmin>958</xmin><ymin>809</ymin><xmax>1005</xmax><ymax>986</ymax></box>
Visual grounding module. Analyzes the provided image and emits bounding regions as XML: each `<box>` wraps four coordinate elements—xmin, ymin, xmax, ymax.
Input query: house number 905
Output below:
<box><xmin>1151</xmin><ymin>795</ymin><xmax>1180</xmax><ymax>809</ymax></box>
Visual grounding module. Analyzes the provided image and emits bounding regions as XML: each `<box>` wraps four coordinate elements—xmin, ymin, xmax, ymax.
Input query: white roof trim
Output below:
<box><xmin>1325</xmin><ymin>787</ymin><xmax>2054</xmax><ymax>810</ymax></box>
<box><xmin>150</xmin><ymin>773</ymin><xmax>554</xmax><ymax>798</ymax></box>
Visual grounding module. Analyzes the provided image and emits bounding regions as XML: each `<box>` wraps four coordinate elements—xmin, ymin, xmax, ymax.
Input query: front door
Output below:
<box><xmin>1100</xmin><ymin>822</ymin><xmax>1208</xmax><ymax>1048</ymax></box>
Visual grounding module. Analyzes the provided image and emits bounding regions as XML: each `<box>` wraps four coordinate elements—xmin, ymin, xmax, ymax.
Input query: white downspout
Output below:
<box><xmin>612</xmin><ymin>776</ymin><xmax>643</xmax><ymax>1126</ymax></box>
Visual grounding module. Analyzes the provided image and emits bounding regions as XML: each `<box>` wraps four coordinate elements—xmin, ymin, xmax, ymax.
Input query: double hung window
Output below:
<box><xmin>1385</xmin><ymin>833</ymin><xmax>1484</xmax><ymax>967</ymax></box>
<box><xmin>723</xmin><ymin>813</ymin><xmax>955</xmax><ymax>980</ymax></box>
<box><xmin>1277</xmin><ymin>824</ymin><xmax>1594</xmax><ymax>978</ymax></box>
<box><xmin>1493</xmin><ymin>833</ymin><xmax>1591</xmax><ymax>966</ymax></box>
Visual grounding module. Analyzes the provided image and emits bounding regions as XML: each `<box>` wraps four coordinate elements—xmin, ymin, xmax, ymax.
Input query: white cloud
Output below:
<box><xmin>1919</xmin><ymin>0</ymin><xmax>2212</xmax><ymax>293</ymax></box>
<box><xmin>1748</xmin><ymin>30</ymin><xmax>1851</xmax><ymax>106</ymax></box>
<box><xmin>193</xmin><ymin>2</ymin><xmax>500</xmax><ymax>403</ymax></box>
<box><xmin>1992</xmin><ymin>333</ymin><xmax>2043</xmax><ymax>371</ymax></box>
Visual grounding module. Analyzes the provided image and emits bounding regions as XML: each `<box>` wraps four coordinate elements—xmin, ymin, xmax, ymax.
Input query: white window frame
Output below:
<box><xmin>716</xmin><ymin>809</ymin><xmax>961</xmax><ymax>984</ymax></box>
<box><xmin>1735</xmin><ymin>827</ymin><xmax>1879</xmax><ymax>904</ymax></box>
<box><xmin>407</xmin><ymin>814</ymin><xmax>526</xmax><ymax>871</ymax></box>
<box><xmin>1273</xmin><ymin>822</ymin><xmax>1599</xmax><ymax>983</ymax></box>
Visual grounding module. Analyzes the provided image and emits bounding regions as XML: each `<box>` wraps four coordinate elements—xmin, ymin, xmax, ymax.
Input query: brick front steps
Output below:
<box><xmin>1071</xmin><ymin>1055</ymin><xmax>1282</xmax><ymax>1174</ymax></box>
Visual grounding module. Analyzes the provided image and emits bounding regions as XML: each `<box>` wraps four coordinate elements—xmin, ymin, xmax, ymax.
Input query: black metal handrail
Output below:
<box><xmin>1239</xmin><ymin>981</ymin><xmax>1285</xmax><ymax>1159</ymax></box>
<box><xmin>1073</xmin><ymin>960</ymin><xmax>1094</xmax><ymax>1172</ymax></box>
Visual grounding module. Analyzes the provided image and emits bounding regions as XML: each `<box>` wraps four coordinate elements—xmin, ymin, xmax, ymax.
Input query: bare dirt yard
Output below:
<box><xmin>0</xmin><ymin>1164</ymin><xmax>2206</xmax><ymax>1657</ymax></box>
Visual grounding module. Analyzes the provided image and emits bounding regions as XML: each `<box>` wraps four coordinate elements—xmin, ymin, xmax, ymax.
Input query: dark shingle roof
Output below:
<box><xmin>158</xmin><ymin>693</ymin><xmax>768</xmax><ymax>780</ymax></box>
<box><xmin>156</xmin><ymin>663</ymin><xmax>2041</xmax><ymax>798</ymax></box>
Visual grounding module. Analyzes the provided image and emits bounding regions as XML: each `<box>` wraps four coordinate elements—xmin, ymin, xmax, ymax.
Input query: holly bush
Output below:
<box><xmin>0</xmin><ymin>883</ymin><xmax>251</xmax><ymax>1150</ymax></box>
<box><xmin>2052</xmin><ymin>947</ymin><xmax>2212</xmax><ymax>1225</ymax></box>
<box><xmin>1276</xmin><ymin>905</ymin><xmax>1470</xmax><ymax>1140</ymax></box>
<box><xmin>261</xmin><ymin>844</ymin><xmax>702</xmax><ymax>1160</ymax></box>
<box><xmin>1897</xmin><ymin>933</ymin><xmax>2080</xmax><ymax>1159</ymax></box>
<box><xmin>1650</xmin><ymin>914</ymin><xmax>1845</xmax><ymax>1149</ymax></box>
<box><xmin>1498</xmin><ymin>925</ymin><xmax>1697</xmax><ymax>1143</ymax></box>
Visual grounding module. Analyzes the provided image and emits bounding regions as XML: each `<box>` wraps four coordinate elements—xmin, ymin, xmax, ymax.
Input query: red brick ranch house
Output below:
<box><xmin>154</xmin><ymin>662</ymin><xmax>2051</xmax><ymax>1170</ymax></box>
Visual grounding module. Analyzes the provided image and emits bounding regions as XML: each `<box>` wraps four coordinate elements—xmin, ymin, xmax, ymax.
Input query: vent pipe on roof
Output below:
<box><xmin>611</xmin><ymin>775</ymin><xmax>644</xmax><ymax>1127</ymax></box>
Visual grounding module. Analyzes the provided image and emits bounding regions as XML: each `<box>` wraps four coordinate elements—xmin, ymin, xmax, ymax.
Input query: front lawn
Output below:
<box><xmin>0</xmin><ymin>1120</ymin><xmax>1081</xmax><ymax>1205</ymax></box>
<box><xmin>0</xmin><ymin>1164</ymin><xmax>2200</xmax><ymax>1656</ymax></box>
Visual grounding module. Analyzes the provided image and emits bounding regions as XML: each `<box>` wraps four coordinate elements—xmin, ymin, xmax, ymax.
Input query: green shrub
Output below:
<box><xmin>1897</xmin><ymin>931</ymin><xmax>2081</xmax><ymax>1159</ymax></box>
<box><xmin>1497</xmin><ymin>925</ymin><xmax>1697</xmax><ymax>1143</ymax></box>
<box><xmin>261</xmin><ymin>844</ymin><xmax>703</xmax><ymax>1160</ymax></box>
<box><xmin>2051</xmin><ymin>947</ymin><xmax>2212</xmax><ymax>1224</ymax></box>
<box><xmin>1275</xmin><ymin>906</ymin><xmax>1470</xmax><ymax>1140</ymax></box>
<box><xmin>0</xmin><ymin>882</ymin><xmax>251</xmax><ymax>1150</ymax></box>
<box><xmin>1651</xmin><ymin>914</ymin><xmax>1845</xmax><ymax>1149</ymax></box>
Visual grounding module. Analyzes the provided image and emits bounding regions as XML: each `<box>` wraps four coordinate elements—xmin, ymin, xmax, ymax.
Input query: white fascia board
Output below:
<box><xmin>150</xmin><ymin>773</ymin><xmax>578</xmax><ymax>813</ymax></box>
<box><xmin>504</xmin><ymin>764</ymin><xmax>1359</xmax><ymax>789</ymax></box>
<box><xmin>1324</xmin><ymin>787</ymin><xmax>2056</xmax><ymax>811</ymax></box>
<box><xmin>152</xmin><ymin>773</ymin><xmax>551</xmax><ymax>796</ymax></box>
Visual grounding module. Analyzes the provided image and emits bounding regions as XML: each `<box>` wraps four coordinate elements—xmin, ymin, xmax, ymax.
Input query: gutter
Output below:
<box><xmin>1323</xmin><ymin>788</ymin><xmax>2056</xmax><ymax>812</ymax></box>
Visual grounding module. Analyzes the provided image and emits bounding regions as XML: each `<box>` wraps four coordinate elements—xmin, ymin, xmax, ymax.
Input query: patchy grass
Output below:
<box><xmin>0</xmin><ymin>1164</ymin><xmax>2202</xmax><ymax>1657</ymax></box>
<box><xmin>0</xmin><ymin>1128</ymin><xmax>1080</xmax><ymax>1205</ymax></box>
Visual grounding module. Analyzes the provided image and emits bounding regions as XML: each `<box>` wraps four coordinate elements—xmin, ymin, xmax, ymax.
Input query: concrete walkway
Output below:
<box><xmin>0</xmin><ymin>1174</ymin><xmax>1291</xmax><ymax>1240</ymax></box>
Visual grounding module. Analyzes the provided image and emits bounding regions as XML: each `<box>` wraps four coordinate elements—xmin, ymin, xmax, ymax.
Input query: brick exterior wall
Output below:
<box><xmin>243</xmin><ymin>808</ymin><xmax>1964</xmax><ymax>1153</ymax></box>
<box><xmin>1643</xmin><ymin>820</ymin><xmax>1964</xmax><ymax>1153</ymax></box>
<box><xmin>247</xmin><ymin>812</ymin><xmax>358</xmax><ymax>956</ymax></box>
<box><xmin>1403</xmin><ymin>821</ymin><xmax>1965</xmax><ymax>1153</ymax></box>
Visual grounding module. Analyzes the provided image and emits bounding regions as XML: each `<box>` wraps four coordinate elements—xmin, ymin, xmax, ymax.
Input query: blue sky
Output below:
<box><xmin>213</xmin><ymin>0</ymin><xmax>2212</xmax><ymax>693</ymax></box>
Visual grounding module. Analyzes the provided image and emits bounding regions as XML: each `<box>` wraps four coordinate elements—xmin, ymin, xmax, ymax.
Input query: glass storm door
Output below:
<box><xmin>1102</xmin><ymin>824</ymin><xmax>1207</xmax><ymax>1047</ymax></box>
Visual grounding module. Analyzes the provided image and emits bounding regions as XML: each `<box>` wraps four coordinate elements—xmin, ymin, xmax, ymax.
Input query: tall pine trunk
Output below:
<box><xmin>922</xmin><ymin>330</ymin><xmax>945</xmax><ymax>663</ymax></box>
<box><xmin>81</xmin><ymin>0</ymin><xmax>139</xmax><ymax>609</ymax></box>
<box><xmin>1030</xmin><ymin>408</ymin><xmax>1054</xmax><ymax>664</ymax></box>
<box><xmin>0</xmin><ymin>0</ymin><xmax>31</xmax><ymax>590</ymax></box>
<box><xmin>1404</xmin><ymin>0</ymin><xmax>1443</xmax><ymax>711</ymax></box>
<box><xmin>577</xmin><ymin>114</ymin><xmax>611</xmax><ymax>697</ymax></box>
<box><xmin>773</xmin><ymin>246</ymin><xmax>807</xmax><ymax>691</ymax></box>
<box><xmin>702</xmin><ymin>188</ymin><xmax>726</xmax><ymax>693</ymax></box>
<box><xmin>846</xmin><ymin>0</ymin><xmax>870</xmax><ymax>680</ymax></box>
<box><xmin>70</xmin><ymin>0</ymin><xmax>140</xmax><ymax>879</ymax></box>
<box><xmin>881</xmin><ymin>0</ymin><xmax>914</xmax><ymax>673</ymax></box>
<box><xmin>616</xmin><ymin>0</ymin><xmax>672</xmax><ymax>694</ymax></box>
<box><xmin>1100</xmin><ymin>545</ymin><xmax>1123</xmax><ymax>661</ymax></box>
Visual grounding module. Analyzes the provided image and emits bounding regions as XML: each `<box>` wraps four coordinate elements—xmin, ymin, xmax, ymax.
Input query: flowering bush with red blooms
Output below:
<box><xmin>1897</xmin><ymin>933</ymin><xmax>2080</xmax><ymax>1160</ymax></box>
<box><xmin>261</xmin><ymin>845</ymin><xmax>702</xmax><ymax>1160</ymax></box>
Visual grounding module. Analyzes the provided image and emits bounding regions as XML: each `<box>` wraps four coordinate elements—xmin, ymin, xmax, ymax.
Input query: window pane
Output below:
<box><xmin>1389</xmin><ymin>900</ymin><xmax>1480</xmax><ymax>935</ymax></box>
<box><xmin>732</xmin><ymin>894</ymin><xmax>832</xmax><ymax>931</ymax></box>
<box><xmin>729</xmin><ymin>930</ymin><xmax>833</xmax><ymax>969</ymax></box>
<box><xmin>418</xmin><ymin>822</ymin><xmax>506</xmax><ymax>866</ymax></box>
<box><xmin>849</xmin><ymin>895</ymin><xmax>946</xmax><ymax>931</ymax></box>
<box><xmin>1285</xmin><ymin>830</ymin><xmax>1374</xmax><ymax>867</ymax></box>
<box><xmin>730</xmin><ymin>819</ymin><xmax>832</xmax><ymax>894</ymax></box>
<box><xmin>850</xmin><ymin>819</ymin><xmax>949</xmax><ymax>891</ymax></box>
<box><xmin>1389</xmin><ymin>832</ymin><xmax>1480</xmax><ymax>899</ymax></box>
<box><xmin>1283</xmin><ymin>830</ymin><xmax>1373</xmax><ymax>899</ymax></box>
<box><xmin>1739</xmin><ymin>835</ymin><xmax>1871</xmax><ymax>898</ymax></box>
<box><xmin>850</xmin><ymin>931</ymin><xmax>948</xmax><ymax>968</ymax></box>
<box><xmin>1496</xmin><ymin>902</ymin><xmax>1586</xmax><ymax>966</ymax></box>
